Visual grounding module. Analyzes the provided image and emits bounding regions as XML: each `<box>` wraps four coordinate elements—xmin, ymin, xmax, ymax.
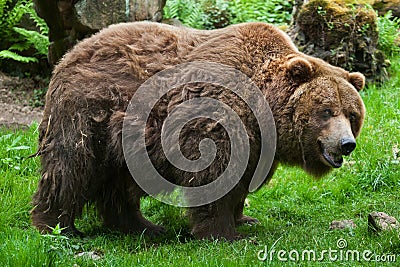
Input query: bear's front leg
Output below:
<box><xmin>234</xmin><ymin>196</ymin><xmax>259</xmax><ymax>226</ymax></box>
<box><xmin>188</xmin><ymin>197</ymin><xmax>242</xmax><ymax>241</ymax></box>
<box><xmin>234</xmin><ymin>161</ymin><xmax>278</xmax><ymax>226</ymax></box>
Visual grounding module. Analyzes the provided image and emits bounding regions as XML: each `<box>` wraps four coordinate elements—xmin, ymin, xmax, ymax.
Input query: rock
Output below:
<box><xmin>288</xmin><ymin>0</ymin><xmax>386</xmax><ymax>82</ymax></box>
<box><xmin>368</xmin><ymin>211</ymin><xmax>400</xmax><ymax>232</ymax></box>
<box><xmin>75</xmin><ymin>251</ymin><xmax>102</xmax><ymax>260</ymax></box>
<box><xmin>75</xmin><ymin>0</ymin><xmax>166</xmax><ymax>30</ymax></box>
<box><xmin>329</xmin><ymin>220</ymin><xmax>357</xmax><ymax>230</ymax></box>
<box><xmin>34</xmin><ymin>0</ymin><xmax>166</xmax><ymax>65</ymax></box>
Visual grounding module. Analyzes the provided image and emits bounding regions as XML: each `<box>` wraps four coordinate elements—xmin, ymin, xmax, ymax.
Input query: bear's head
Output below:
<box><xmin>283</xmin><ymin>55</ymin><xmax>366</xmax><ymax>177</ymax></box>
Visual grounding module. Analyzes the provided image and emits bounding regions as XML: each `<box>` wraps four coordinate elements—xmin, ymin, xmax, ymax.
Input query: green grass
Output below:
<box><xmin>1</xmin><ymin>58</ymin><xmax>399</xmax><ymax>266</ymax></box>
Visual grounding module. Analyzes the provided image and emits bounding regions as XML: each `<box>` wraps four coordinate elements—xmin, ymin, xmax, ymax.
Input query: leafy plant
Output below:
<box><xmin>164</xmin><ymin>0</ymin><xmax>294</xmax><ymax>29</ymax></box>
<box><xmin>0</xmin><ymin>0</ymin><xmax>26</xmax><ymax>38</ymax></box>
<box><xmin>200</xmin><ymin>0</ymin><xmax>232</xmax><ymax>29</ymax></box>
<box><xmin>377</xmin><ymin>11</ymin><xmax>400</xmax><ymax>57</ymax></box>
<box><xmin>29</xmin><ymin>86</ymin><xmax>48</xmax><ymax>107</ymax></box>
<box><xmin>42</xmin><ymin>224</ymin><xmax>82</xmax><ymax>257</ymax></box>
<box><xmin>0</xmin><ymin>133</ymin><xmax>31</xmax><ymax>171</ymax></box>
<box><xmin>0</xmin><ymin>0</ymin><xmax>49</xmax><ymax>64</ymax></box>
<box><xmin>164</xmin><ymin>0</ymin><xmax>204</xmax><ymax>28</ymax></box>
<box><xmin>228</xmin><ymin>0</ymin><xmax>293</xmax><ymax>25</ymax></box>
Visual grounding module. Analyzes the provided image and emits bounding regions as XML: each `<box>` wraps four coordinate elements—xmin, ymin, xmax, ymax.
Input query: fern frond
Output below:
<box><xmin>23</xmin><ymin>2</ymin><xmax>49</xmax><ymax>35</ymax></box>
<box><xmin>13</xmin><ymin>27</ymin><xmax>49</xmax><ymax>56</ymax></box>
<box><xmin>184</xmin><ymin>2</ymin><xmax>202</xmax><ymax>28</ymax></box>
<box><xmin>0</xmin><ymin>50</ymin><xmax>38</xmax><ymax>63</ymax></box>
<box><xmin>8</xmin><ymin>42</ymin><xmax>31</xmax><ymax>52</ymax></box>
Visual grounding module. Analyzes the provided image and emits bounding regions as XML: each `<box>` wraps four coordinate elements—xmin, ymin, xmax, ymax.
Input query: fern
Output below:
<box><xmin>23</xmin><ymin>2</ymin><xmax>49</xmax><ymax>35</ymax></box>
<box><xmin>377</xmin><ymin>11</ymin><xmax>400</xmax><ymax>57</ymax></box>
<box><xmin>164</xmin><ymin>0</ymin><xmax>205</xmax><ymax>28</ymax></box>
<box><xmin>0</xmin><ymin>50</ymin><xmax>38</xmax><ymax>63</ymax></box>
<box><xmin>228</xmin><ymin>0</ymin><xmax>293</xmax><ymax>25</ymax></box>
<box><xmin>0</xmin><ymin>0</ymin><xmax>49</xmax><ymax>64</ymax></box>
<box><xmin>164</xmin><ymin>0</ymin><xmax>180</xmax><ymax>18</ymax></box>
<box><xmin>0</xmin><ymin>0</ymin><xmax>26</xmax><ymax>38</ymax></box>
<box><xmin>164</xmin><ymin>0</ymin><xmax>293</xmax><ymax>29</ymax></box>
<box><xmin>13</xmin><ymin>27</ymin><xmax>49</xmax><ymax>56</ymax></box>
<box><xmin>182</xmin><ymin>2</ymin><xmax>203</xmax><ymax>28</ymax></box>
<box><xmin>8</xmin><ymin>42</ymin><xmax>31</xmax><ymax>52</ymax></box>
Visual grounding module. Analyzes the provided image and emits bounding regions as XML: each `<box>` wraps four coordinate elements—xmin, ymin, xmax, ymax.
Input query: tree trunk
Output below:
<box><xmin>34</xmin><ymin>0</ymin><xmax>166</xmax><ymax>66</ymax></box>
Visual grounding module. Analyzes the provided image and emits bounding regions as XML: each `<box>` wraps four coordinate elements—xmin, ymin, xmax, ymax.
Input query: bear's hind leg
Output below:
<box><xmin>97</xmin><ymin>171</ymin><xmax>165</xmax><ymax>237</ymax></box>
<box><xmin>31</xmin><ymin>200</ymin><xmax>83</xmax><ymax>236</ymax></box>
<box><xmin>31</xmin><ymin>167</ymin><xmax>87</xmax><ymax>237</ymax></box>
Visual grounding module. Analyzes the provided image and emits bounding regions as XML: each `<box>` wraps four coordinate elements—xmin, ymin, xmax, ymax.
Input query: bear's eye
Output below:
<box><xmin>349</xmin><ymin>112</ymin><xmax>357</xmax><ymax>122</ymax></box>
<box><xmin>322</xmin><ymin>108</ymin><xmax>333</xmax><ymax>119</ymax></box>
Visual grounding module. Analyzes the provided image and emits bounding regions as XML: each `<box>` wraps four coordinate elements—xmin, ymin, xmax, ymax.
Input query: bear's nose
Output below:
<box><xmin>341</xmin><ymin>138</ymin><xmax>356</xmax><ymax>156</ymax></box>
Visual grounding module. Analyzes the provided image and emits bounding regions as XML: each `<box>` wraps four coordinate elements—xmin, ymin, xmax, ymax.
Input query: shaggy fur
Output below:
<box><xmin>31</xmin><ymin>21</ymin><xmax>365</xmax><ymax>240</ymax></box>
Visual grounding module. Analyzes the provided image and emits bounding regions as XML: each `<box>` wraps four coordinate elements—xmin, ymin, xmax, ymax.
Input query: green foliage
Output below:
<box><xmin>0</xmin><ymin>0</ymin><xmax>49</xmax><ymax>64</ymax></box>
<box><xmin>13</xmin><ymin>26</ymin><xmax>49</xmax><ymax>56</ymax></box>
<box><xmin>228</xmin><ymin>0</ymin><xmax>293</xmax><ymax>25</ymax></box>
<box><xmin>200</xmin><ymin>0</ymin><xmax>232</xmax><ymax>29</ymax></box>
<box><xmin>164</xmin><ymin>0</ymin><xmax>204</xmax><ymax>28</ymax></box>
<box><xmin>0</xmin><ymin>133</ymin><xmax>32</xmax><ymax>171</ymax></box>
<box><xmin>29</xmin><ymin>87</ymin><xmax>48</xmax><ymax>107</ymax></box>
<box><xmin>21</xmin><ymin>1</ymin><xmax>48</xmax><ymax>36</ymax></box>
<box><xmin>377</xmin><ymin>11</ymin><xmax>400</xmax><ymax>57</ymax></box>
<box><xmin>0</xmin><ymin>0</ymin><xmax>26</xmax><ymax>38</ymax></box>
<box><xmin>164</xmin><ymin>0</ymin><xmax>294</xmax><ymax>29</ymax></box>
<box><xmin>0</xmin><ymin>50</ymin><xmax>37</xmax><ymax>63</ymax></box>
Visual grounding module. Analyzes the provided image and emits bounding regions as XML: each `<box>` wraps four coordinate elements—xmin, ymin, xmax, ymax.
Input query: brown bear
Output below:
<box><xmin>31</xmin><ymin>21</ymin><xmax>365</xmax><ymax>240</ymax></box>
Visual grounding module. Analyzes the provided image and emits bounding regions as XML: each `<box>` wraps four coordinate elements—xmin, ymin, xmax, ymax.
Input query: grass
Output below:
<box><xmin>0</xmin><ymin>59</ymin><xmax>399</xmax><ymax>266</ymax></box>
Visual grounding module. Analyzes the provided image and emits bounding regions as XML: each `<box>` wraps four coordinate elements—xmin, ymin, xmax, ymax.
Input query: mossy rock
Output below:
<box><xmin>289</xmin><ymin>0</ymin><xmax>386</xmax><ymax>82</ymax></box>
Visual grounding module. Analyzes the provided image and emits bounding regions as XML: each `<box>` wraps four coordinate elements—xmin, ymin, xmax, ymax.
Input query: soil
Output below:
<box><xmin>0</xmin><ymin>71</ymin><xmax>45</xmax><ymax>129</ymax></box>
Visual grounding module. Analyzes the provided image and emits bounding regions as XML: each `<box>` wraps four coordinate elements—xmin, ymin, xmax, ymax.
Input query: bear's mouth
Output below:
<box><xmin>322</xmin><ymin>150</ymin><xmax>343</xmax><ymax>168</ymax></box>
<box><xmin>318</xmin><ymin>141</ymin><xmax>343</xmax><ymax>168</ymax></box>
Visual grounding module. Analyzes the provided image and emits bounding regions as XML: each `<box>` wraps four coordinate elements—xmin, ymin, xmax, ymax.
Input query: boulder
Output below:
<box><xmin>76</xmin><ymin>0</ymin><xmax>166</xmax><ymax>30</ymax></box>
<box><xmin>368</xmin><ymin>211</ymin><xmax>400</xmax><ymax>232</ymax></box>
<box><xmin>329</xmin><ymin>219</ymin><xmax>357</xmax><ymax>230</ymax></box>
<box><xmin>34</xmin><ymin>0</ymin><xmax>166</xmax><ymax>66</ymax></box>
<box><xmin>289</xmin><ymin>0</ymin><xmax>386</xmax><ymax>82</ymax></box>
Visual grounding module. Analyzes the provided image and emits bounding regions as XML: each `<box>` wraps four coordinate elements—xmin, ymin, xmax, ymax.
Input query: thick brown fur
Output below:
<box><xmin>31</xmin><ymin>22</ymin><xmax>365</xmax><ymax>240</ymax></box>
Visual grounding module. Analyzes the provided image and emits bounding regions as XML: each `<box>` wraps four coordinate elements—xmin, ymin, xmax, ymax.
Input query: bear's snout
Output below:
<box><xmin>318</xmin><ymin>134</ymin><xmax>356</xmax><ymax>169</ymax></box>
<box><xmin>341</xmin><ymin>137</ymin><xmax>356</xmax><ymax>156</ymax></box>
<box><xmin>318</xmin><ymin>139</ymin><xmax>343</xmax><ymax>168</ymax></box>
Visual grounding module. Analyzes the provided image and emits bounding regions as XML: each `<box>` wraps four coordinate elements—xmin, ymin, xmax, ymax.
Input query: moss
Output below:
<box><xmin>290</xmin><ymin>0</ymin><xmax>385</xmax><ymax>82</ymax></box>
<box><xmin>342</xmin><ymin>0</ymin><xmax>375</xmax><ymax>4</ymax></box>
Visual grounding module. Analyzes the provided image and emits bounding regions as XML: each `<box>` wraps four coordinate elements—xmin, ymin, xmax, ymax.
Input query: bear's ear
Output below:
<box><xmin>286</xmin><ymin>57</ymin><xmax>313</xmax><ymax>83</ymax></box>
<box><xmin>349</xmin><ymin>72</ymin><xmax>365</xmax><ymax>92</ymax></box>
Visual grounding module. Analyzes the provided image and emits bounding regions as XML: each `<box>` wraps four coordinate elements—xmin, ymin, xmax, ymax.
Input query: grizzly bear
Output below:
<box><xmin>31</xmin><ymin>21</ymin><xmax>365</xmax><ymax>240</ymax></box>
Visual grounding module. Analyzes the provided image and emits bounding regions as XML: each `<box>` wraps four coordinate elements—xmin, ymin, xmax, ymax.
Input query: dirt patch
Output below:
<box><xmin>0</xmin><ymin>72</ymin><xmax>45</xmax><ymax>128</ymax></box>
